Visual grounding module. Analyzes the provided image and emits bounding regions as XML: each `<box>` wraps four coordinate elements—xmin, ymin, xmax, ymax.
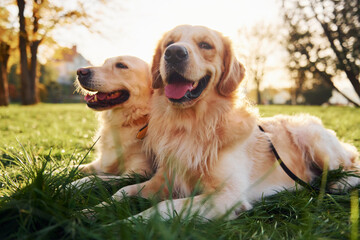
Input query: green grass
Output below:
<box><xmin>0</xmin><ymin>104</ymin><xmax>97</xmax><ymax>165</ymax></box>
<box><xmin>0</xmin><ymin>104</ymin><xmax>359</xmax><ymax>240</ymax></box>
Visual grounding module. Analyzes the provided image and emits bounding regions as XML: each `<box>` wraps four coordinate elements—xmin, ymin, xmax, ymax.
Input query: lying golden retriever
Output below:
<box><xmin>74</xmin><ymin>56</ymin><xmax>153</xmax><ymax>179</ymax></box>
<box><xmin>96</xmin><ymin>26</ymin><xmax>359</xmax><ymax>220</ymax></box>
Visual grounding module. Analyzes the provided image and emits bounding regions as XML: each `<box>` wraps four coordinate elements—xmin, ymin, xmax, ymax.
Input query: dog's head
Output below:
<box><xmin>76</xmin><ymin>56</ymin><xmax>151</xmax><ymax>111</ymax></box>
<box><xmin>151</xmin><ymin>25</ymin><xmax>245</xmax><ymax>108</ymax></box>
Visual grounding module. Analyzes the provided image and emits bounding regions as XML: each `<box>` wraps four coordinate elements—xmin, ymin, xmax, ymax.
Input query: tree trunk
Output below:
<box><xmin>294</xmin><ymin>88</ymin><xmax>301</xmax><ymax>105</ymax></box>
<box><xmin>17</xmin><ymin>0</ymin><xmax>38</xmax><ymax>105</ymax></box>
<box><xmin>0</xmin><ymin>42</ymin><xmax>10</xmax><ymax>106</ymax></box>
<box><xmin>29</xmin><ymin>41</ymin><xmax>40</xmax><ymax>104</ymax></box>
<box><xmin>316</xmin><ymin>70</ymin><xmax>360</xmax><ymax>107</ymax></box>
<box><xmin>253</xmin><ymin>65</ymin><xmax>265</xmax><ymax>104</ymax></box>
<box><xmin>293</xmin><ymin>71</ymin><xmax>305</xmax><ymax>105</ymax></box>
<box><xmin>29</xmin><ymin>0</ymin><xmax>41</xmax><ymax>104</ymax></box>
<box><xmin>255</xmin><ymin>78</ymin><xmax>261</xmax><ymax>104</ymax></box>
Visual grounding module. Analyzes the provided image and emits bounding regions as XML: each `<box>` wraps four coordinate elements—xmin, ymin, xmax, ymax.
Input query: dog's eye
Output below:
<box><xmin>198</xmin><ymin>42</ymin><xmax>213</xmax><ymax>50</ymax></box>
<box><xmin>115</xmin><ymin>63</ymin><xmax>128</xmax><ymax>69</ymax></box>
<box><xmin>165</xmin><ymin>41</ymin><xmax>174</xmax><ymax>47</ymax></box>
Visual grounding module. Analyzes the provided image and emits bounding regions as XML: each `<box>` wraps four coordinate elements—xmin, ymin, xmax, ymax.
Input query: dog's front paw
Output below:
<box><xmin>82</xmin><ymin>201</ymin><xmax>111</xmax><ymax>220</ymax></box>
<box><xmin>78</xmin><ymin>164</ymin><xmax>95</xmax><ymax>174</ymax></box>
<box><xmin>82</xmin><ymin>207</ymin><xmax>98</xmax><ymax>220</ymax></box>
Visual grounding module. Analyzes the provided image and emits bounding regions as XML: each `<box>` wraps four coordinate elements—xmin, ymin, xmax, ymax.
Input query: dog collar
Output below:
<box><xmin>137</xmin><ymin>123</ymin><xmax>148</xmax><ymax>140</ymax></box>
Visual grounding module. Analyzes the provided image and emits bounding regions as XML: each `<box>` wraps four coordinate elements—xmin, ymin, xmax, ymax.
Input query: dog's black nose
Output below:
<box><xmin>77</xmin><ymin>68</ymin><xmax>91</xmax><ymax>77</ymax></box>
<box><xmin>164</xmin><ymin>45</ymin><xmax>188</xmax><ymax>64</ymax></box>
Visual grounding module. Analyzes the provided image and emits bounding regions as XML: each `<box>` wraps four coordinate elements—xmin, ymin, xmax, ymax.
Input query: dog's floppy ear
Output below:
<box><xmin>151</xmin><ymin>41</ymin><xmax>164</xmax><ymax>89</ymax></box>
<box><xmin>217</xmin><ymin>37</ymin><xmax>245</xmax><ymax>96</ymax></box>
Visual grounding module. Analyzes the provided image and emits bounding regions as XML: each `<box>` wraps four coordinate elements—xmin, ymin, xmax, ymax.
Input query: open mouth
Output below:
<box><xmin>165</xmin><ymin>72</ymin><xmax>210</xmax><ymax>103</ymax></box>
<box><xmin>84</xmin><ymin>90</ymin><xmax>130</xmax><ymax>110</ymax></box>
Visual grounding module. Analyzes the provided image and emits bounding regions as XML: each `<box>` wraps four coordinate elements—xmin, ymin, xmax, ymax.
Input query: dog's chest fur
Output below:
<box><xmin>95</xmin><ymin>108</ymin><xmax>148</xmax><ymax>173</ymax></box>
<box><xmin>144</xmin><ymin>93</ymin><xmax>256</xmax><ymax>195</ymax></box>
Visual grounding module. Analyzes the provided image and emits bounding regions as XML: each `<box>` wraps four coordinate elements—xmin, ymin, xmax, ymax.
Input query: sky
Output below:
<box><xmin>53</xmin><ymin>0</ymin><xmax>282</xmax><ymax>64</ymax></box>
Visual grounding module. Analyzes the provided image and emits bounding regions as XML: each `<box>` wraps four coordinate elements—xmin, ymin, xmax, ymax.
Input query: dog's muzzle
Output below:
<box><xmin>162</xmin><ymin>44</ymin><xmax>210</xmax><ymax>105</ymax></box>
<box><xmin>77</xmin><ymin>68</ymin><xmax>95</xmax><ymax>91</ymax></box>
<box><xmin>164</xmin><ymin>45</ymin><xmax>189</xmax><ymax>64</ymax></box>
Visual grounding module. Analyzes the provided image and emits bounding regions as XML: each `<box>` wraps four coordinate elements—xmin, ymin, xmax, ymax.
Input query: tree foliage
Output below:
<box><xmin>303</xmin><ymin>83</ymin><xmax>333</xmax><ymax>105</ymax></box>
<box><xmin>281</xmin><ymin>0</ymin><xmax>360</xmax><ymax>106</ymax></box>
<box><xmin>13</xmin><ymin>0</ymin><xmax>104</xmax><ymax>105</ymax></box>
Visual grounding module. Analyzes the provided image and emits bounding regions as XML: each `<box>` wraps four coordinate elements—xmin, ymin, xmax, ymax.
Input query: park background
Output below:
<box><xmin>0</xmin><ymin>0</ymin><xmax>359</xmax><ymax>106</ymax></box>
<box><xmin>0</xmin><ymin>0</ymin><xmax>360</xmax><ymax>239</ymax></box>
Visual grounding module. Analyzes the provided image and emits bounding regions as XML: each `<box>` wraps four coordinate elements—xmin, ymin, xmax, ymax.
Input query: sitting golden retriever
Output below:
<box><xmin>96</xmin><ymin>26</ymin><xmax>359</xmax><ymax>220</ymax></box>
<box><xmin>74</xmin><ymin>56</ymin><xmax>153</xmax><ymax>179</ymax></box>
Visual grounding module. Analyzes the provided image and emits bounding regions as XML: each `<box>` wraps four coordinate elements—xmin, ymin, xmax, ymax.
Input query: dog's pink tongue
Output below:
<box><xmin>96</xmin><ymin>92</ymin><xmax>107</xmax><ymax>100</ymax></box>
<box><xmin>165</xmin><ymin>82</ymin><xmax>193</xmax><ymax>99</ymax></box>
<box><xmin>84</xmin><ymin>94</ymin><xmax>94</xmax><ymax>102</ymax></box>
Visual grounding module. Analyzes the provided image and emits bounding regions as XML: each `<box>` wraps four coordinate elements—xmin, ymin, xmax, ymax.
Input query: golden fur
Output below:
<box><xmin>99</xmin><ymin>26</ymin><xmax>359</xmax><ymax>220</ymax></box>
<box><xmin>74</xmin><ymin>56</ymin><xmax>153</xmax><ymax>177</ymax></box>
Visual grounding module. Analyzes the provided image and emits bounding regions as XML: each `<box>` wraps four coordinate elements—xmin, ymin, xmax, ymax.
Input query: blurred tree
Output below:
<box><xmin>0</xmin><ymin>7</ymin><xmax>16</xmax><ymax>106</ymax></box>
<box><xmin>14</xmin><ymin>0</ymin><xmax>103</xmax><ymax>105</ymax></box>
<box><xmin>238</xmin><ymin>22</ymin><xmax>279</xmax><ymax>104</ymax></box>
<box><xmin>39</xmin><ymin>64</ymin><xmax>58</xmax><ymax>86</ymax></box>
<box><xmin>281</xmin><ymin>0</ymin><xmax>360</xmax><ymax>106</ymax></box>
<box><xmin>8</xmin><ymin>64</ymin><xmax>21</xmax><ymax>102</ymax></box>
<box><xmin>303</xmin><ymin>83</ymin><xmax>333</xmax><ymax>105</ymax></box>
<box><xmin>39</xmin><ymin>64</ymin><xmax>60</xmax><ymax>102</ymax></box>
<box><xmin>0</xmin><ymin>42</ymin><xmax>10</xmax><ymax>106</ymax></box>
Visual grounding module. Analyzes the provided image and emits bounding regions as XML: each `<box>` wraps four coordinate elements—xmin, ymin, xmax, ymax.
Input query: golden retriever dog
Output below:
<box><xmin>95</xmin><ymin>25</ymin><xmax>359</xmax><ymax>220</ymax></box>
<box><xmin>74</xmin><ymin>56</ymin><xmax>153</xmax><ymax>181</ymax></box>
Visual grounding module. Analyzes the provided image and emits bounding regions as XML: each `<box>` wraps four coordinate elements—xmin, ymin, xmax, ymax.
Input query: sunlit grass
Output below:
<box><xmin>0</xmin><ymin>104</ymin><xmax>359</xmax><ymax>239</ymax></box>
<box><xmin>0</xmin><ymin>103</ymin><xmax>97</xmax><ymax>166</ymax></box>
<box><xmin>350</xmin><ymin>189</ymin><xmax>359</xmax><ymax>240</ymax></box>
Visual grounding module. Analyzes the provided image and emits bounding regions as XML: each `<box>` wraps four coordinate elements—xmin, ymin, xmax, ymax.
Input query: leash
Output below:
<box><xmin>258</xmin><ymin>125</ymin><xmax>317</xmax><ymax>192</ymax></box>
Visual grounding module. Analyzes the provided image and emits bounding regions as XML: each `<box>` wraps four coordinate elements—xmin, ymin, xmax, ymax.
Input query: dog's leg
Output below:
<box><xmin>130</xmin><ymin>190</ymin><xmax>252</xmax><ymax>221</ymax></box>
<box><xmin>115</xmin><ymin>168</ymin><xmax>168</xmax><ymax>201</ymax></box>
<box><xmin>70</xmin><ymin>175</ymin><xmax>125</xmax><ymax>189</ymax></box>
<box><xmin>131</xmin><ymin>152</ymin><xmax>254</xmax><ymax>221</ymax></box>
<box><xmin>70</xmin><ymin>176</ymin><xmax>95</xmax><ymax>188</ymax></box>
<box><xmin>123</xmin><ymin>153</ymin><xmax>153</xmax><ymax>177</ymax></box>
<box><xmin>78</xmin><ymin>159</ymin><xmax>103</xmax><ymax>174</ymax></box>
<box><xmin>79</xmin><ymin>170</ymin><xmax>161</xmax><ymax>219</ymax></box>
<box><xmin>81</xmin><ymin>171</ymin><xmax>168</xmax><ymax>218</ymax></box>
<box><xmin>93</xmin><ymin>167</ymin><xmax>168</xmax><ymax>208</ymax></box>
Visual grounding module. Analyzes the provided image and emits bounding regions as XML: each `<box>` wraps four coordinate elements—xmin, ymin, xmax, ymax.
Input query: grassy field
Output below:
<box><xmin>0</xmin><ymin>104</ymin><xmax>359</xmax><ymax>239</ymax></box>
